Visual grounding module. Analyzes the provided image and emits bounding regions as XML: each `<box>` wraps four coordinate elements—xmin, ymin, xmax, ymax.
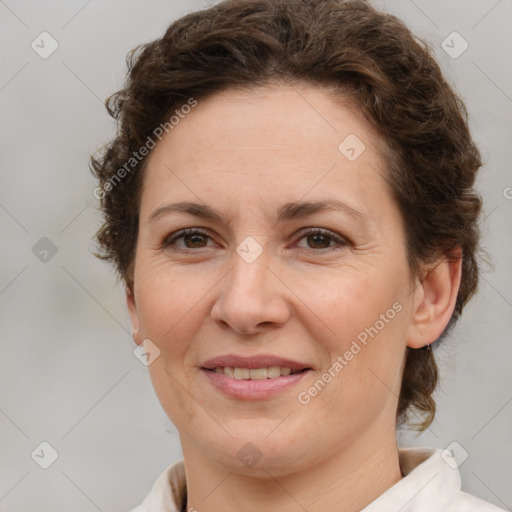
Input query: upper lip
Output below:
<box><xmin>201</xmin><ymin>354</ymin><xmax>312</xmax><ymax>371</ymax></box>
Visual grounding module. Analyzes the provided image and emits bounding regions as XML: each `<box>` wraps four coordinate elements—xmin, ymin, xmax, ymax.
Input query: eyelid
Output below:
<box><xmin>163</xmin><ymin>227</ymin><xmax>214</xmax><ymax>247</ymax></box>
<box><xmin>162</xmin><ymin>226</ymin><xmax>349</xmax><ymax>251</ymax></box>
<box><xmin>292</xmin><ymin>227</ymin><xmax>349</xmax><ymax>249</ymax></box>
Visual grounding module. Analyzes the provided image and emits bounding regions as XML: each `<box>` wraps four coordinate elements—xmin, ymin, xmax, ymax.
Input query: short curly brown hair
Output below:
<box><xmin>90</xmin><ymin>0</ymin><xmax>483</xmax><ymax>431</ymax></box>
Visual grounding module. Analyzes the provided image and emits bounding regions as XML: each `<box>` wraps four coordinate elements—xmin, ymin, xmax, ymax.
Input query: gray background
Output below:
<box><xmin>0</xmin><ymin>0</ymin><xmax>511</xmax><ymax>510</ymax></box>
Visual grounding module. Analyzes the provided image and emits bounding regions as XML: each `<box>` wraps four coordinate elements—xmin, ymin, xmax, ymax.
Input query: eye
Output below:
<box><xmin>161</xmin><ymin>227</ymin><xmax>348</xmax><ymax>252</ymax></box>
<box><xmin>162</xmin><ymin>228</ymin><xmax>216</xmax><ymax>250</ymax></box>
<box><xmin>294</xmin><ymin>228</ymin><xmax>348</xmax><ymax>251</ymax></box>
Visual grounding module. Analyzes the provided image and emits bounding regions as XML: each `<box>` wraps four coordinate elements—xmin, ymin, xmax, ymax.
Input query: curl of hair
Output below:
<box><xmin>90</xmin><ymin>0</ymin><xmax>483</xmax><ymax>431</ymax></box>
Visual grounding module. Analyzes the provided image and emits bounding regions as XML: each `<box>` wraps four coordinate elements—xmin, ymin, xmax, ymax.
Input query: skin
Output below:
<box><xmin>126</xmin><ymin>82</ymin><xmax>462</xmax><ymax>512</ymax></box>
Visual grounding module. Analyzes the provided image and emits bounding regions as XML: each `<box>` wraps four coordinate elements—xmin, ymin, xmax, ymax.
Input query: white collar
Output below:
<box><xmin>131</xmin><ymin>447</ymin><xmax>504</xmax><ymax>511</ymax></box>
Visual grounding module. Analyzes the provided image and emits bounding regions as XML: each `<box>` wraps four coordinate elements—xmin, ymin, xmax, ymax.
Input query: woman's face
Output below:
<box><xmin>127</xmin><ymin>83</ymin><xmax>423</xmax><ymax>475</ymax></box>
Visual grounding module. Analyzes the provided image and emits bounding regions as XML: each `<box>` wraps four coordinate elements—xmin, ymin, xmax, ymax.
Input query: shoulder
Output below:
<box><xmin>445</xmin><ymin>490</ymin><xmax>507</xmax><ymax>511</ymax></box>
<box><xmin>361</xmin><ymin>447</ymin><xmax>507</xmax><ymax>512</ymax></box>
<box><xmin>401</xmin><ymin>447</ymin><xmax>507</xmax><ymax>512</ymax></box>
<box><xmin>126</xmin><ymin>459</ymin><xmax>186</xmax><ymax>512</ymax></box>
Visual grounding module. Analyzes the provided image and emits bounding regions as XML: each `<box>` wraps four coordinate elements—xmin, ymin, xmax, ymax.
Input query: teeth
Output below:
<box><xmin>234</xmin><ymin>368</ymin><xmax>250</xmax><ymax>380</ymax></box>
<box><xmin>267</xmin><ymin>366</ymin><xmax>281</xmax><ymax>378</ymax></box>
<box><xmin>213</xmin><ymin>366</ymin><xmax>302</xmax><ymax>379</ymax></box>
<box><xmin>249</xmin><ymin>368</ymin><xmax>267</xmax><ymax>380</ymax></box>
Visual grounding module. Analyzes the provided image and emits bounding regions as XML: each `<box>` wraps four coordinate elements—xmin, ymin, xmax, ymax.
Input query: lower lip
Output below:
<box><xmin>201</xmin><ymin>369</ymin><xmax>311</xmax><ymax>400</ymax></box>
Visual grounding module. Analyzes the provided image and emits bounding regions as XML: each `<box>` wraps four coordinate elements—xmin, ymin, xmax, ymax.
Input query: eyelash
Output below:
<box><xmin>161</xmin><ymin>227</ymin><xmax>348</xmax><ymax>252</ymax></box>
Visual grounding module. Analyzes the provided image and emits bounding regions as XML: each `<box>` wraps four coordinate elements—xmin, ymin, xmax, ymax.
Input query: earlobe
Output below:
<box><xmin>125</xmin><ymin>283</ymin><xmax>143</xmax><ymax>345</ymax></box>
<box><xmin>406</xmin><ymin>248</ymin><xmax>463</xmax><ymax>349</ymax></box>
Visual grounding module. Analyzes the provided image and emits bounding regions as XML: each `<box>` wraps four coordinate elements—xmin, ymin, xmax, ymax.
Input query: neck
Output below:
<box><xmin>180</xmin><ymin>426</ymin><xmax>403</xmax><ymax>512</ymax></box>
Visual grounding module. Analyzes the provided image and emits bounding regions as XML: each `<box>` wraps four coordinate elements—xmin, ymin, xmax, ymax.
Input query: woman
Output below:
<box><xmin>91</xmin><ymin>0</ymin><xmax>505</xmax><ymax>510</ymax></box>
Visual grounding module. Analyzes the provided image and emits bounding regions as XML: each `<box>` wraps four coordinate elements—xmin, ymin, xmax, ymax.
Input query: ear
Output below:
<box><xmin>406</xmin><ymin>247</ymin><xmax>463</xmax><ymax>349</ymax></box>
<box><xmin>126</xmin><ymin>283</ymin><xmax>143</xmax><ymax>346</ymax></box>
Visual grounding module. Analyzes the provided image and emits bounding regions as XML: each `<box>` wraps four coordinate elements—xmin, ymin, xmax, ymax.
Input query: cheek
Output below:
<box><xmin>134</xmin><ymin>260</ymin><xmax>207</xmax><ymax>344</ymax></box>
<box><xmin>299</xmin><ymin>268</ymin><xmax>404</xmax><ymax>347</ymax></box>
<box><xmin>136</xmin><ymin>269</ymin><xmax>207</xmax><ymax>426</ymax></box>
<box><xmin>297</xmin><ymin>268</ymin><xmax>409</xmax><ymax>402</ymax></box>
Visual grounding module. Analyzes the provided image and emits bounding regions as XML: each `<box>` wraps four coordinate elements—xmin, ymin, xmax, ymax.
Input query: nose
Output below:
<box><xmin>210</xmin><ymin>243</ymin><xmax>291</xmax><ymax>336</ymax></box>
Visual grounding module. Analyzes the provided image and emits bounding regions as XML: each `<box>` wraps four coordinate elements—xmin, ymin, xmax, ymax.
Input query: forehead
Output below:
<box><xmin>139</xmin><ymin>82</ymin><xmax>393</xmax><ymax>222</ymax></box>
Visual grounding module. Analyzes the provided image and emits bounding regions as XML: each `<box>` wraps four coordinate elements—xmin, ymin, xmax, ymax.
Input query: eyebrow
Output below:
<box><xmin>148</xmin><ymin>200</ymin><xmax>368</xmax><ymax>225</ymax></box>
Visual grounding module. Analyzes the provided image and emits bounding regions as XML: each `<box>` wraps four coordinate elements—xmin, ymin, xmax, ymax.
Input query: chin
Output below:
<box><xmin>198</xmin><ymin>429</ymin><xmax>313</xmax><ymax>477</ymax></box>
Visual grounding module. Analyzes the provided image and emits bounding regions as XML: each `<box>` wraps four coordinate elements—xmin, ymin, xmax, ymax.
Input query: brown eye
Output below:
<box><xmin>295</xmin><ymin>228</ymin><xmax>348</xmax><ymax>251</ymax></box>
<box><xmin>183</xmin><ymin>233</ymin><xmax>208</xmax><ymax>248</ymax></box>
<box><xmin>306</xmin><ymin>233</ymin><xmax>331</xmax><ymax>249</ymax></box>
<box><xmin>162</xmin><ymin>228</ymin><xmax>213</xmax><ymax>250</ymax></box>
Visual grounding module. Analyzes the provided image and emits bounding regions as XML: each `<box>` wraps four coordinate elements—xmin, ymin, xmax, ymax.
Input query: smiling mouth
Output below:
<box><xmin>203</xmin><ymin>367</ymin><xmax>310</xmax><ymax>380</ymax></box>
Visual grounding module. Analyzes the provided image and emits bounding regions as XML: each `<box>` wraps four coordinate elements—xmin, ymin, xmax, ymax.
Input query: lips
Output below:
<box><xmin>201</xmin><ymin>354</ymin><xmax>312</xmax><ymax>374</ymax></box>
<box><xmin>200</xmin><ymin>354</ymin><xmax>313</xmax><ymax>399</ymax></box>
<box><xmin>213</xmin><ymin>366</ymin><xmax>303</xmax><ymax>380</ymax></box>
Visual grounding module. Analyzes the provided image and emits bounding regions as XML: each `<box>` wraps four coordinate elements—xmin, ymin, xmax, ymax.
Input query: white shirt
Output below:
<box><xmin>129</xmin><ymin>447</ymin><xmax>506</xmax><ymax>511</ymax></box>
